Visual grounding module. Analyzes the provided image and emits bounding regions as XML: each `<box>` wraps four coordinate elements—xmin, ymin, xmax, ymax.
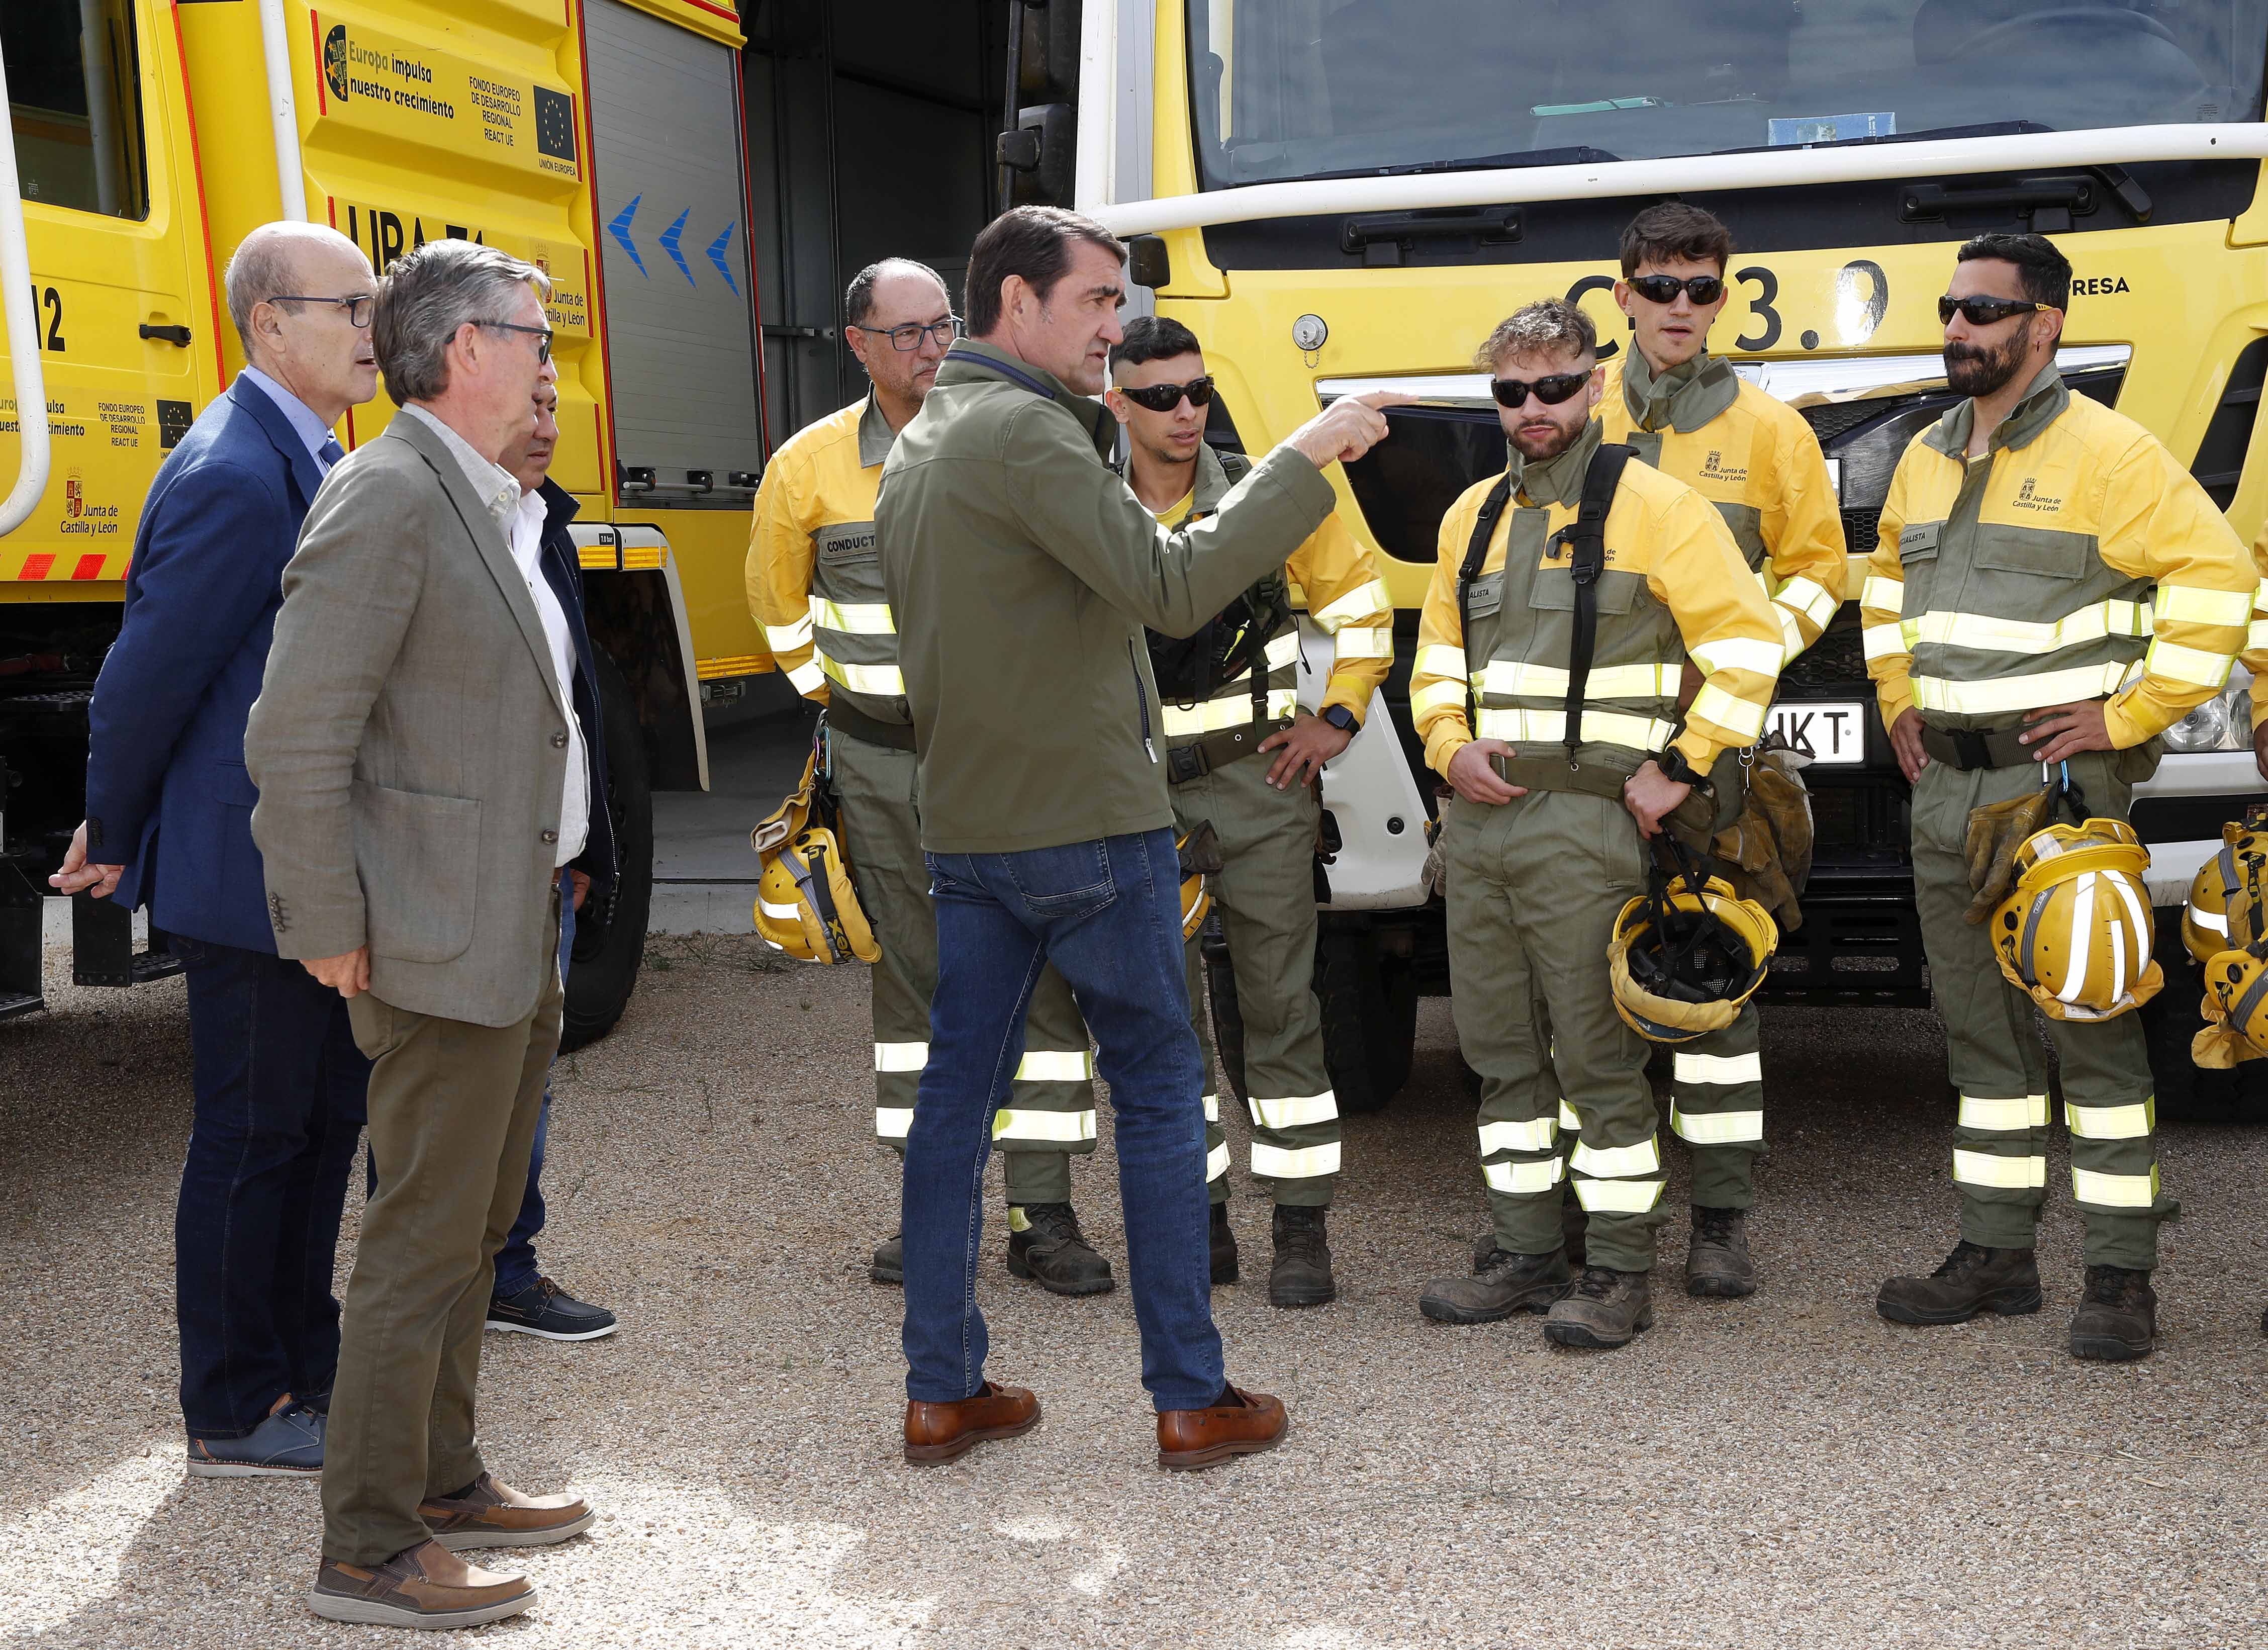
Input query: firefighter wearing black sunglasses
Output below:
<box><xmin>1104</xmin><ymin>315</ymin><xmax>1394</xmax><ymax>1310</ymax></box>
<box><xmin>1594</xmin><ymin>204</ymin><xmax>1848</xmax><ymax>1304</ymax></box>
<box><xmin>1410</xmin><ymin>298</ymin><xmax>1784</xmax><ymax>1351</ymax></box>
<box><xmin>1864</xmin><ymin>233</ymin><xmax>2258</xmax><ymax>1362</ymax></box>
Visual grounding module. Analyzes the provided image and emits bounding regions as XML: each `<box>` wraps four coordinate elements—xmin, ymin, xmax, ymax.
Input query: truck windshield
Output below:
<box><xmin>1186</xmin><ymin>0</ymin><xmax>2268</xmax><ymax>189</ymax></box>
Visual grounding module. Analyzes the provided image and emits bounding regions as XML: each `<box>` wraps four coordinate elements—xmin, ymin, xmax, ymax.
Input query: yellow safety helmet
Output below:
<box><xmin>1988</xmin><ymin>818</ymin><xmax>2160</xmax><ymax>1022</ymax></box>
<box><xmin>1608</xmin><ymin>873</ymin><xmax>1777</xmax><ymax>1045</ymax></box>
<box><xmin>2182</xmin><ymin>823</ymin><xmax>2268</xmax><ymax>964</ymax></box>
<box><xmin>749</xmin><ymin>747</ymin><xmax>879</xmax><ymax>965</ymax></box>
<box><xmin>1177</xmin><ymin>823</ymin><xmax>1221</xmax><ymax>942</ymax></box>
<box><xmin>2195</xmin><ymin>948</ymin><xmax>2268</xmax><ymax>1068</ymax></box>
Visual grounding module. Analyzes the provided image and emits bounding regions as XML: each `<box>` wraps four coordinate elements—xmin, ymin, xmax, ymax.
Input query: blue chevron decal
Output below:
<box><xmin>705</xmin><ymin>222</ymin><xmax>739</xmax><ymax>295</ymax></box>
<box><xmin>607</xmin><ymin>194</ymin><xmax>647</xmax><ymax>276</ymax></box>
<box><xmin>658</xmin><ymin>207</ymin><xmax>695</xmax><ymax>285</ymax></box>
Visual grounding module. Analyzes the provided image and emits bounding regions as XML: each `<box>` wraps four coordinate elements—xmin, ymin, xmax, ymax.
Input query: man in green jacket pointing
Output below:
<box><xmin>878</xmin><ymin>205</ymin><xmax>1402</xmax><ymax>1470</ymax></box>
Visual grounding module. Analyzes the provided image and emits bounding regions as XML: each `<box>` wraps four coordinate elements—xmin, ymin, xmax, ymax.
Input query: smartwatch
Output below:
<box><xmin>1656</xmin><ymin>745</ymin><xmax>1712</xmax><ymax>793</ymax></box>
<box><xmin>1320</xmin><ymin>704</ymin><xmax>1358</xmax><ymax>734</ymax></box>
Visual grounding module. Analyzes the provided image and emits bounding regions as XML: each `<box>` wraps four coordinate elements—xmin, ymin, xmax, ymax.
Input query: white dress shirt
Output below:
<box><xmin>398</xmin><ymin>403</ymin><xmax>587</xmax><ymax>868</ymax></box>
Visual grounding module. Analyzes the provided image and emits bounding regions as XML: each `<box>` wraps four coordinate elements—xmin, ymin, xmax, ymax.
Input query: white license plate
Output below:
<box><xmin>1766</xmin><ymin>701</ymin><xmax>1868</xmax><ymax>764</ymax></box>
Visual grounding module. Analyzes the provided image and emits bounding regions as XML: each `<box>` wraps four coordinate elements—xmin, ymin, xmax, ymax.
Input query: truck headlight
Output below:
<box><xmin>2162</xmin><ymin>680</ymin><xmax>2253</xmax><ymax>753</ymax></box>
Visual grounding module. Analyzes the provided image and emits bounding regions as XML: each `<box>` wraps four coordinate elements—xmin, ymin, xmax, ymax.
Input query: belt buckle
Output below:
<box><xmin>1168</xmin><ymin>745</ymin><xmax>1208</xmax><ymax>785</ymax></box>
<box><xmin>1952</xmin><ymin>728</ymin><xmax>1992</xmax><ymax>770</ymax></box>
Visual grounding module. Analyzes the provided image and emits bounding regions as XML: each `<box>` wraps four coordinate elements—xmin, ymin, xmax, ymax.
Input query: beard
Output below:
<box><xmin>1944</xmin><ymin>318</ymin><xmax>2033</xmax><ymax>398</ymax></box>
<box><xmin>1511</xmin><ymin>416</ymin><xmax>1584</xmax><ymax>462</ymax></box>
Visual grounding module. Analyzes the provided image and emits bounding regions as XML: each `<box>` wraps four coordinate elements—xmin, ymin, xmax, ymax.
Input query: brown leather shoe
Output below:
<box><xmin>418</xmin><ymin>1473</ymin><xmax>595</xmax><ymax>1550</ymax></box>
<box><xmin>1156</xmin><ymin>1384</ymin><xmax>1287</xmax><ymax>1472</ymax></box>
<box><xmin>308</xmin><ymin>1538</ymin><xmax>535</xmax><ymax>1629</ymax></box>
<box><xmin>904</xmin><ymin>1381</ymin><xmax>1041</xmax><ymax>1464</ymax></box>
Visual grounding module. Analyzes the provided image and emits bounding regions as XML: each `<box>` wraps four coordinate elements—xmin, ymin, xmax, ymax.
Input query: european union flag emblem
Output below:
<box><xmin>535</xmin><ymin>87</ymin><xmax>578</xmax><ymax>164</ymax></box>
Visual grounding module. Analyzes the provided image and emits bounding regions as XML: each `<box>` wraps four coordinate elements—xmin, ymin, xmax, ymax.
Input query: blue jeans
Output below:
<box><xmin>903</xmin><ymin>829</ymin><xmax>1223</xmax><ymax>1413</ymax></box>
<box><xmin>176</xmin><ymin>939</ymin><xmax>370</xmax><ymax>1437</ymax></box>
<box><xmin>494</xmin><ymin>873</ymin><xmax>574</xmax><ymax>1297</ymax></box>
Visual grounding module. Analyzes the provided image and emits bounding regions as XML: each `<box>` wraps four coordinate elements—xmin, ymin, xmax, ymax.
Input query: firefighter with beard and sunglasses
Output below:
<box><xmin>1410</xmin><ymin>299</ymin><xmax>1783</xmax><ymax>1350</ymax></box>
<box><xmin>1863</xmin><ymin>234</ymin><xmax>2255</xmax><ymax>1361</ymax></box>
<box><xmin>1105</xmin><ymin>316</ymin><xmax>1393</xmax><ymax>1309</ymax></box>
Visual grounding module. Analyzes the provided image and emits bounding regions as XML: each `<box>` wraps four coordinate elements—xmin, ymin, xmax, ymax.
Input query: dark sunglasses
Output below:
<box><xmin>1118</xmin><ymin>375</ymin><xmax>1215</xmax><ymax>412</ymax></box>
<box><xmin>1937</xmin><ymin>295</ymin><xmax>2049</xmax><ymax>327</ymax></box>
<box><xmin>1626</xmin><ymin>273</ymin><xmax>1725</xmax><ymax>306</ymax></box>
<box><xmin>1491</xmin><ymin>372</ymin><xmax>1591</xmax><ymax>409</ymax></box>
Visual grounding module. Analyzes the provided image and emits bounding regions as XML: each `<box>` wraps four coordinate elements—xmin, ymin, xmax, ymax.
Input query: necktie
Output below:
<box><xmin>318</xmin><ymin>436</ymin><xmax>345</xmax><ymax>472</ymax></box>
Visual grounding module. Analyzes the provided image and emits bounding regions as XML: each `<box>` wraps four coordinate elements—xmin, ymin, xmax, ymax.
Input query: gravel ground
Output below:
<box><xmin>5</xmin><ymin>936</ymin><xmax>2267</xmax><ymax>1649</ymax></box>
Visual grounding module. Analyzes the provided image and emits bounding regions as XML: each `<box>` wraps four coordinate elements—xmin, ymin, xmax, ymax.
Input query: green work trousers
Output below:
<box><xmin>1442</xmin><ymin>788</ymin><xmax>1667</xmax><ymax>1272</ymax></box>
<box><xmin>324</xmin><ymin>899</ymin><xmax>560</xmax><ymax>1565</ymax></box>
<box><xmin>1911</xmin><ymin>747</ymin><xmax>2165</xmax><ymax>1270</ymax></box>
<box><xmin>830</xmin><ymin>726</ymin><xmax>1092</xmax><ymax>1206</ymax></box>
<box><xmin>1174</xmin><ymin>755</ymin><xmax>1340</xmax><ymax>1208</ymax></box>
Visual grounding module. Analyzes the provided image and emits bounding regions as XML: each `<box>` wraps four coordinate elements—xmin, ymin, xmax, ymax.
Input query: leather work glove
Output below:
<box><xmin>1961</xmin><ymin>784</ymin><xmax>2055</xmax><ymax>925</ymax></box>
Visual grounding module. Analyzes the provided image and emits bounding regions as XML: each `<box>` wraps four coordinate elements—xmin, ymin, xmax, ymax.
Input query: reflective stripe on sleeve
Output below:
<box><xmin>1669</xmin><ymin>1106</ymin><xmax>1762</xmax><ymax>1145</ymax></box>
<box><xmin>1689</xmin><ymin>681</ymin><xmax>1770</xmax><ymax>740</ymax></box>
<box><xmin>993</xmin><ymin>1108</ymin><xmax>1098</xmax><ymax>1144</ymax></box>
<box><xmin>1161</xmin><ymin>688</ymin><xmax>1300</xmax><ymax>737</ymax></box>
<box><xmin>1569</xmin><ymin>1136</ymin><xmax>1660</xmax><ymax>1179</ymax></box>
<box><xmin>787</xmin><ymin>659</ymin><xmax>827</xmax><ymax>695</ymax></box>
<box><xmin>1251</xmin><ymin>1140</ymin><xmax>1342</xmax><ymax>1179</ymax></box>
<box><xmin>1313</xmin><ymin>579</ymin><xmax>1390</xmax><ymax>630</ymax></box>
<box><xmin>2143</xmin><ymin>635</ymin><xmax>2236</xmax><ymax>689</ymax></box>
<box><xmin>876</xmin><ymin>1107</ymin><xmax>914</xmax><ymax>1141</ymax></box>
<box><xmin>2064</xmin><ymin>1097</ymin><xmax>2155</xmax><ymax>1140</ymax></box>
<box><xmin>1332</xmin><ymin>626</ymin><xmax>1395</xmax><ymax>661</ymax></box>
<box><xmin>874</xmin><ymin>1042</ymin><xmax>929</xmax><ymax>1072</ymax></box>
<box><xmin>1860</xmin><ymin>575</ymin><xmax>1905</xmax><ymax>612</ymax></box>
<box><xmin>809</xmin><ymin>595</ymin><xmax>897</xmax><ymax>635</ymax></box>
<box><xmin>1248</xmin><ymin>1091</ymin><xmax>1339</xmax><ymax>1129</ymax></box>
<box><xmin>2156</xmin><ymin>584</ymin><xmax>2256</xmax><ymax>626</ymax></box>
<box><xmin>2071</xmin><ymin>1163</ymin><xmax>2159</xmax><ymax>1207</ymax></box>
<box><xmin>1691</xmin><ymin>636</ymin><xmax>1787</xmax><ymax>677</ymax></box>
<box><xmin>1912</xmin><ymin>660</ymin><xmax>2141</xmax><ymax>717</ymax></box>
<box><xmin>1777</xmin><ymin>576</ymin><xmax>1839</xmax><ymax>628</ymax></box>
<box><xmin>1952</xmin><ymin>1147</ymin><xmax>2045</xmax><ymax>1188</ymax></box>
<box><xmin>1206</xmin><ymin>1141</ymin><xmax>1230</xmax><ymax>1182</ymax></box>
<box><xmin>764</xmin><ymin>615</ymin><xmax>815</xmax><ymax>650</ymax></box>
<box><xmin>1958</xmin><ymin>1093</ymin><xmax>2048</xmax><ymax>1132</ymax></box>
<box><xmin>819</xmin><ymin>653</ymin><xmax>906</xmax><ymax>696</ymax></box>
<box><xmin>1573</xmin><ymin>1176</ymin><xmax>1665</xmax><ymax>1213</ymax></box>
<box><xmin>1477</xmin><ymin>1116</ymin><xmax>1558</xmax><ymax>1155</ymax></box>
<box><xmin>1014</xmin><ymin>1049</ymin><xmax>1093</xmax><ymax>1083</ymax></box>
<box><xmin>1415</xmin><ymin>643</ymin><xmax>1468</xmax><ymax>679</ymax></box>
<box><xmin>1674</xmin><ymin>1050</ymin><xmax>1762</xmax><ymax>1085</ymax></box>
<box><xmin>1862</xmin><ymin>621</ymin><xmax>1909</xmax><ymax>663</ymax></box>
<box><xmin>1411</xmin><ymin>678</ymin><xmax>1469</xmax><ymax>718</ymax></box>
<box><xmin>1484</xmin><ymin>1156</ymin><xmax>1565</xmax><ymax>1194</ymax></box>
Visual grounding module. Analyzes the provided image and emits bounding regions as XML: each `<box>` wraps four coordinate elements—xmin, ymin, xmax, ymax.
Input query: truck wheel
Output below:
<box><xmin>1200</xmin><ymin>919</ymin><xmax>1248</xmax><ymax>1104</ymax></box>
<box><xmin>561</xmin><ymin>653</ymin><xmax>652</xmax><ymax>1052</ymax></box>
<box><xmin>1316</xmin><ymin>928</ymin><xmax>1418</xmax><ymax>1116</ymax></box>
<box><xmin>2142</xmin><ymin>906</ymin><xmax>2268</xmax><ymax>1124</ymax></box>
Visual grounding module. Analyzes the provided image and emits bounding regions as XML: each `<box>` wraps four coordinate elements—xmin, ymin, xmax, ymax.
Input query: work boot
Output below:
<box><xmin>1005</xmin><ymin>1203</ymin><xmax>1115</xmax><ymax>1296</ymax></box>
<box><xmin>2069</xmin><ymin>1264</ymin><xmax>2157</xmax><ymax>1362</ymax></box>
<box><xmin>870</xmin><ymin>1231</ymin><xmax>904</xmax><ymax>1287</ymax></box>
<box><xmin>1211</xmin><ymin>1202</ymin><xmax>1240</xmax><ymax>1286</ymax></box>
<box><xmin>1875</xmin><ymin>1240</ymin><xmax>2041</xmax><ymax>1326</ymax></box>
<box><xmin>1544</xmin><ymin>1267</ymin><xmax>1654</xmax><ymax>1349</ymax></box>
<box><xmin>1684</xmin><ymin>1206</ymin><xmax>1756</xmax><ymax>1299</ymax></box>
<box><xmin>1268</xmin><ymin>1205</ymin><xmax>1336</xmax><ymax>1309</ymax></box>
<box><xmin>1420</xmin><ymin>1245</ymin><xmax>1571</xmax><ymax>1324</ymax></box>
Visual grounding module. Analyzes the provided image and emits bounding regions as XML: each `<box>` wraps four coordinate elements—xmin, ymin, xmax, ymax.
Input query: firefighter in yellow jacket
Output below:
<box><xmin>1595</xmin><ymin>203</ymin><xmax>1848</xmax><ymax>1298</ymax></box>
<box><xmin>745</xmin><ymin>259</ymin><xmax>1107</xmax><ymax>1295</ymax></box>
<box><xmin>1104</xmin><ymin>316</ymin><xmax>1393</xmax><ymax>1308</ymax></box>
<box><xmin>1864</xmin><ymin>234</ymin><xmax>2255</xmax><ymax>1361</ymax></box>
<box><xmin>1411</xmin><ymin>298</ymin><xmax>1784</xmax><ymax>1350</ymax></box>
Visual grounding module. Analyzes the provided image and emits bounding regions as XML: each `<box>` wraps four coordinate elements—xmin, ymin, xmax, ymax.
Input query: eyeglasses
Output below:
<box><xmin>1937</xmin><ymin>295</ymin><xmax>2050</xmax><ymax>327</ymax></box>
<box><xmin>1490</xmin><ymin>372</ymin><xmax>1591</xmax><ymax>409</ymax></box>
<box><xmin>1117</xmin><ymin>375</ymin><xmax>1216</xmax><ymax>413</ymax></box>
<box><xmin>854</xmin><ymin>315</ymin><xmax>964</xmax><ymax>351</ymax></box>
<box><xmin>272</xmin><ymin>294</ymin><xmax>375</xmax><ymax>327</ymax></box>
<box><xmin>477</xmin><ymin>319</ymin><xmax>554</xmax><ymax>364</ymax></box>
<box><xmin>1626</xmin><ymin>273</ymin><xmax>1725</xmax><ymax>307</ymax></box>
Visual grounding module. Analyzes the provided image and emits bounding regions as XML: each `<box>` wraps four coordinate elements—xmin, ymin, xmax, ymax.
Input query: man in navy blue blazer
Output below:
<box><xmin>54</xmin><ymin>222</ymin><xmax>383</xmax><ymax>1478</ymax></box>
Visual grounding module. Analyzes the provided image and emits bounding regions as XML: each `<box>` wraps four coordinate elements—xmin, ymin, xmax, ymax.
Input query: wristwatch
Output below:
<box><xmin>1320</xmin><ymin>704</ymin><xmax>1358</xmax><ymax>734</ymax></box>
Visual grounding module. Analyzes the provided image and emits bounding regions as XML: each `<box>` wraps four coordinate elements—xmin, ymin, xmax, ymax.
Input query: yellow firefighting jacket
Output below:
<box><xmin>1863</xmin><ymin>365</ymin><xmax>2253</xmax><ymax>747</ymax></box>
<box><xmin>1411</xmin><ymin>420</ymin><xmax>1784</xmax><ymax>779</ymax></box>
<box><xmin>743</xmin><ymin>394</ymin><xmax>909</xmax><ymax>725</ymax></box>
<box><xmin>2242</xmin><ymin>517</ymin><xmax>2268</xmax><ymax>735</ymax></box>
<box><xmin>1600</xmin><ymin>350</ymin><xmax>1846</xmax><ymax>660</ymax></box>
<box><xmin>1148</xmin><ymin>442</ymin><xmax>1392</xmax><ymax>742</ymax></box>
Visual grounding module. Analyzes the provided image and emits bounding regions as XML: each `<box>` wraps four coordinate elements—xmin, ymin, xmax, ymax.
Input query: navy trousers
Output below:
<box><xmin>176</xmin><ymin>939</ymin><xmax>369</xmax><ymax>1438</ymax></box>
<box><xmin>493</xmin><ymin>879</ymin><xmax>574</xmax><ymax>1296</ymax></box>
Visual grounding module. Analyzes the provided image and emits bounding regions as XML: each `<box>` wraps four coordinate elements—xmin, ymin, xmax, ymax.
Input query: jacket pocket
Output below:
<box><xmin>1972</xmin><ymin>522</ymin><xmax>2091</xmax><ymax>581</ymax></box>
<box><xmin>1462</xmin><ymin>571</ymin><xmax>1505</xmax><ymax>620</ymax></box>
<box><xmin>351</xmin><ymin>780</ymin><xmax>479</xmax><ymax>964</ymax></box>
<box><xmin>1897</xmin><ymin>522</ymin><xmax>1942</xmax><ymax>614</ymax></box>
<box><xmin>1528</xmin><ymin>567</ymin><xmax>1641</xmax><ymax>615</ymax></box>
<box><xmin>1128</xmin><ymin>639</ymin><xmax>1157</xmax><ymax>762</ymax></box>
<box><xmin>1004</xmin><ymin>839</ymin><xmax>1116</xmax><ymax>920</ymax></box>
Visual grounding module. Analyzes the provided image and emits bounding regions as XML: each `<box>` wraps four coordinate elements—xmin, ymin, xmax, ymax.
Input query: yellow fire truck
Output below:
<box><xmin>0</xmin><ymin>0</ymin><xmax>788</xmax><ymax>1042</ymax></box>
<box><xmin>1009</xmin><ymin>0</ymin><xmax>2268</xmax><ymax>1120</ymax></box>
